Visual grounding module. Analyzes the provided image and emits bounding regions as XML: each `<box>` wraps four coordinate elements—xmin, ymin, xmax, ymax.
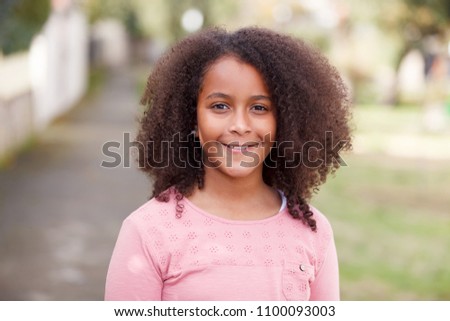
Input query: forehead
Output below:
<box><xmin>199</xmin><ymin>56</ymin><xmax>270</xmax><ymax>96</ymax></box>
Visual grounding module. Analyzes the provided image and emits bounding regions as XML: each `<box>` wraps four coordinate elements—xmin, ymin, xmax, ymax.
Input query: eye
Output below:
<box><xmin>211</xmin><ymin>103</ymin><xmax>229</xmax><ymax>111</ymax></box>
<box><xmin>251</xmin><ymin>104</ymin><xmax>269</xmax><ymax>112</ymax></box>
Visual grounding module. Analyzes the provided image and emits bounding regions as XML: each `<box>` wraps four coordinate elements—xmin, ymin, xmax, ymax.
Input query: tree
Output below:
<box><xmin>0</xmin><ymin>0</ymin><xmax>50</xmax><ymax>55</ymax></box>
<box><xmin>377</xmin><ymin>0</ymin><xmax>450</xmax><ymax>104</ymax></box>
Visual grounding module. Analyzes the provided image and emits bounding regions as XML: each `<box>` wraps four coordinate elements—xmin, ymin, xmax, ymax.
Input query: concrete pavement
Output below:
<box><xmin>0</xmin><ymin>67</ymin><xmax>150</xmax><ymax>300</ymax></box>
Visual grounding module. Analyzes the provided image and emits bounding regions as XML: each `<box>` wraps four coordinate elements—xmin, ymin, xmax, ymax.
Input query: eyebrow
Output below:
<box><xmin>205</xmin><ymin>92</ymin><xmax>271</xmax><ymax>101</ymax></box>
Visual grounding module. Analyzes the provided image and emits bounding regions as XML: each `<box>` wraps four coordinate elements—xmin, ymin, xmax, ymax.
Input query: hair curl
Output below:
<box><xmin>136</xmin><ymin>27</ymin><xmax>352</xmax><ymax>231</ymax></box>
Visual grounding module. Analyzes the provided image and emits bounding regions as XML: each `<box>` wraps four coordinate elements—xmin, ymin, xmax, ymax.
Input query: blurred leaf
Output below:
<box><xmin>0</xmin><ymin>0</ymin><xmax>50</xmax><ymax>55</ymax></box>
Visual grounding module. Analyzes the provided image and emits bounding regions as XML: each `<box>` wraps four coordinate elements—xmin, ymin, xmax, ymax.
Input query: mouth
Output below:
<box><xmin>221</xmin><ymin>142</ymin><xmax>261</xmax><ymax>151</ymax></box>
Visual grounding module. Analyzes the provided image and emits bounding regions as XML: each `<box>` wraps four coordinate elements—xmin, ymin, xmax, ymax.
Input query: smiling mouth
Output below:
<box><xmin>221</xmin><ymin>143</ymin><xmax>261</xmax><ymax>151</ymax></box>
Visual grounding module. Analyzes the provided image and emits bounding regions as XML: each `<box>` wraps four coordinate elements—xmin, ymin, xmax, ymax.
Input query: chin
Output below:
<box><xmin>218</xmin><ymin>165</ymin><xmax>261</xmax><ymax>179</ymax></box>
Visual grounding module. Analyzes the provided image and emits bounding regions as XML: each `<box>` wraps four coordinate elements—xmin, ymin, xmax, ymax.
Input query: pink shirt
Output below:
<box><xmin>105</xmin><ymin>189</ymin><xmax>340</xmax><ymax>301</ymax></box>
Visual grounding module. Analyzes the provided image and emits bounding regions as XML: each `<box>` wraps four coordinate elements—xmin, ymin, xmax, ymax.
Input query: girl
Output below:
<box><xmin>105</xmin><ymin>27</ymin><xmax>352</xmax><ymax>301</ymax></box>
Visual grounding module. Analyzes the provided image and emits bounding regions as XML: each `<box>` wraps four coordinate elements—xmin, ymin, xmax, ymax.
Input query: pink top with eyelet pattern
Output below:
<box><xmin>105</xmin><ymin>188</ymin><xmax>340</xmax><ymax>301</ymax></box>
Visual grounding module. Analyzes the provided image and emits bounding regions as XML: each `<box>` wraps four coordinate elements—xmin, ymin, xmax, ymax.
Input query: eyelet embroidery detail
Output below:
<box><xmin>282</xmin><ymin>262</ymin><xmax>313</xmax><ymax>301</ymax></box>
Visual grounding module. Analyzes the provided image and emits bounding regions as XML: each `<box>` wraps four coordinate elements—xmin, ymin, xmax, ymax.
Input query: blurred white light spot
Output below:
<box><xmin>273</xmin><ymin>4</ymin><xmax>292</xmax><ymax>24</ymax></box>
<box><xmin>423</xmin><ymin>104</ymin><xmax>446</xmax><ymax>133</ymax></box>
<box><xmin>299</xmin><ymin>0</ymin><xmax>327</xmax><ymax>11</ymax></box>
<box><xmin>181</xmin><ymin>8</ymin><xmax>204</xmax><ymax>33</ymax></box>
<box><xmin>313</xmin><ymin>9</ymin><xmax>339</xmax><ymax>28</ymax></box>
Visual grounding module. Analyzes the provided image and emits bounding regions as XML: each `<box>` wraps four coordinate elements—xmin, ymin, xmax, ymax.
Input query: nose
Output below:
<box><xmin>228</xmin><ymin>109</ymin><xmax>251</xmax><ymax>135</ymax></box>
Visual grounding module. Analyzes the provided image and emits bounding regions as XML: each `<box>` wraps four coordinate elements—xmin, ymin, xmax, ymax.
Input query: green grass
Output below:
<box><xmin>312</xmin><ymin>105</ymin><xmax>450</xmax><ymax>300</ymax></box>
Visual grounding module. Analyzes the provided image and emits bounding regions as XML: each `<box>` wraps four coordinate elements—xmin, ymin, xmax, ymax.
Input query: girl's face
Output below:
<box><xmin>196</xmin><ymin>56</ymin><xmax>276</xmax><ymax>180</ymax></box>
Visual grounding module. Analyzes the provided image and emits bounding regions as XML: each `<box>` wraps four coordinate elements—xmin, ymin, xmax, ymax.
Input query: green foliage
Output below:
<box><xmin>0</xmin><ymin>0</ymin><xmax>50</xmax><ymax>55</ymax></box>
<box><xmin>81</xmin><ymin>0</ymin><xmax>131</xmax><ymax>23</ymax></box>
<box><xmin>79</xmin><ymin>0</ymin><xmax>146</xmax><ymax>40</ymax></box>
<box><xmin>406</xmin><ymin>0</ymin><xmax>450</xmax><ymax>25</ymax></box>
<box><xmin>130</xmin><ymin>0</ymin><xmax>238</xmax><ymax>43</ymax></box>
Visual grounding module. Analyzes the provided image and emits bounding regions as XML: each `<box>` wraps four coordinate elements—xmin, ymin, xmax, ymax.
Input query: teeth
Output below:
<box><xmin>227</xmin><ymin>145</ymin><xmax>246</xmax><ymax>150</ymax></box>
<box><xmin>225</xmin><ymin>144</ymin><xmax>258</xmax><ymax>150</ymax></box>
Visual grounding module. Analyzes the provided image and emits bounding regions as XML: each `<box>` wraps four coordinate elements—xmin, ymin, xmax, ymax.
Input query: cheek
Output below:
<box><xmin>259</xmin><ymin>118</ymin><xmax>277</xmax><ymax>144</ymax></box>
<box><xmin>197</xmin><ymin>117</ymin><xmax>221</xmax><ymax>145</ymax></box>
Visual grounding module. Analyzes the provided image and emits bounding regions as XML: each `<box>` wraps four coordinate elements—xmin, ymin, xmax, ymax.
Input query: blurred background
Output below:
<box><xmin>0</xmin><ymin>0</ymin><xmax>449</xmax><ymax>300</ymax></box>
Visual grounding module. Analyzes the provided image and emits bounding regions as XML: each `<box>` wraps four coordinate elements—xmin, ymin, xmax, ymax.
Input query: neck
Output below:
<box><xmin>188</xmin><ymin>167</ymin><xmax>281</xmax><ymax>220</ymax></box>
<box><xmin>201</xmin><ymin>167</ymin><xmax>269</xmax><ymax>201</ymax></box>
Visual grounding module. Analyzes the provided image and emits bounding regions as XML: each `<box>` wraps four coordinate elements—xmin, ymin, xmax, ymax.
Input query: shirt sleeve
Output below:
<box><xmin>105</xmin><ymin>217</ymin><xmax>163</xmax><ymax>300</ymax></box>
<box><xmin>309</xmin><ymin>233</ymin><xmax>340</xmax><ymax>301</ymax></box>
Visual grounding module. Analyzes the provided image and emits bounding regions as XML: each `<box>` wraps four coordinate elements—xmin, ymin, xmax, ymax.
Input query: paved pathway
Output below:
<box><xmin>0</xmin><ymin>67</ymin><xmax>150</xmax><ymax>300</ymax></box>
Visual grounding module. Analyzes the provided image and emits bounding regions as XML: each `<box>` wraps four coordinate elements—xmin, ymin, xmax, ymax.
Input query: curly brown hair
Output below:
<box><xmin>136</xmin><ymin>26</ymin><xmax>352</xmax><ymax>231</ymax></box>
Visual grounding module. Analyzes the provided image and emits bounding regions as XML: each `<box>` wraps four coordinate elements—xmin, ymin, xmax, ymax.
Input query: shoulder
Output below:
<box><xmin>308</xmin><ymin>205</ymin><xmax>337</xmax><ymax>272</ymax></box>
<box><xmin>307</xmin><ymin>205</ymin><xmax>335</xmax><ymax>251</ymax></box>
<box><xmin>310</xmin><ymin>205</ymin><xmax>334</xmax><ymax>237</ymax></box>
<box><xmin>287</xmin><ymin>204</ymin><xmax>334</xmax><ymax>238</ymax></box>
<box><xmin>115</xmin><ymin>189</ymin><xmax>180</xmax><ymax>258</ymax></box>
<box><xmin>125</xmin><ymin>188</ymin><xmax>178</xmax><ymax>226</ymax></box>
<box><xmin>287</xmin><ymin>204</ymin><xmax>336</xmax><ymax>269</ymax></box>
